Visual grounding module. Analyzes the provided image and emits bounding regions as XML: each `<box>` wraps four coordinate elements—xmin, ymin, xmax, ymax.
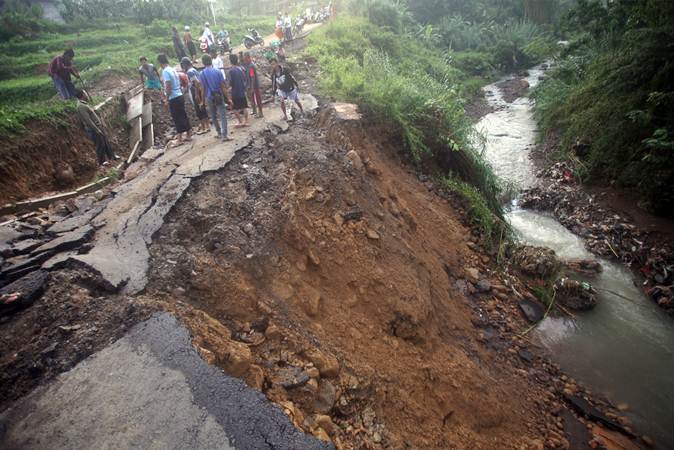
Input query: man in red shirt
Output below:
<box><xmin>48</xmin><ymin>49</ymin><xmax>80</xmax><ymax>100</ymax></box>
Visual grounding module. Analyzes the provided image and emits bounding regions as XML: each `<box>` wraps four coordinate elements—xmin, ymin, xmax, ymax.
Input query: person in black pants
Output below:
<box><xmin>158</xmin><ymin>53</ymin><xmax>192</xmax><ymax>147</ymax></box>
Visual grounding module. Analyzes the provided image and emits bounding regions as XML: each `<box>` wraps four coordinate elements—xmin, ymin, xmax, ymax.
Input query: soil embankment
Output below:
<box><xmin>0</xmin><ymin>98</ymin><xmax>130</xmax><ymax>204</ymax></box>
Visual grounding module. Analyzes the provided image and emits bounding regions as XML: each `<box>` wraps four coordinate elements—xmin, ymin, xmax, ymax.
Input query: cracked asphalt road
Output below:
<box><xmin>72</xmin><ymin>101</ymin><xmax>315</xmax><ymax>294</ymax></box>
<box><xmin>0</xmin><ymin>313</ymin><xmax>332</xmax><ymax>450</ymax></box>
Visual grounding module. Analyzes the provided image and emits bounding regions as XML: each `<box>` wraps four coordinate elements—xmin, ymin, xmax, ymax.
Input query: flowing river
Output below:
<box><xmin>475</xmin><ymin>65</ymin><xmax>674</xmax><ymax>448</ymax></box>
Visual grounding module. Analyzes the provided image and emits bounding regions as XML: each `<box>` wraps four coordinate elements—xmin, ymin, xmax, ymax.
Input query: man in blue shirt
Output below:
<box><xmin>158</xmin><ymin>53</ymin><xmax>191</xmax><ymax>147</ymax></box>
<box><xmin>199</xmin><ymin>54</ymin><xmax>232</xmax><ymax>141</ymax></box>
<box><xmin>228</xmin><ymin>53</ymin><xmax>250</xmax><ymax>128</ymax></box>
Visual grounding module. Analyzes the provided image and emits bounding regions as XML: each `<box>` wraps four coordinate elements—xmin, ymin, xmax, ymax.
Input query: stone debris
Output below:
<box><xmin>513</xmin><ymin>245</ymin><xmax>561</xmax><ymax>278</ymax></box>
<box><xmin>521</xmin><ymin>161</ymin><xmax>673</xmax><ymax>315</ymax></box>
<box><xmin>554</xmin><ymin>278</ymin><xmax>597</xmax><ymax>311</ymax></box>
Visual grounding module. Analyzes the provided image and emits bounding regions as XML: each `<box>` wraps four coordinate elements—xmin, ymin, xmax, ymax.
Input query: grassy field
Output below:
<box><xmin>0</xmin><ymin>17</ymin><xmax>272</xmax><ymax>135</ymax></box>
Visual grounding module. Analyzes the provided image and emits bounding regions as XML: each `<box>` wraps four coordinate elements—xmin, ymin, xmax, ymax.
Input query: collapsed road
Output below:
<box><xmin>70</xmin><ymin>96</ymin><xmax>316</xmax><ymax>294</ymax></box>
<box><xmin>0</xmin><ymin>53</ymin><xmax>648</xmax><ymax>448</ymax></box>
<box><xmin>0</xmin><ymin>313</ymin><xmax>330</xmax><ymax>450</ymax></box>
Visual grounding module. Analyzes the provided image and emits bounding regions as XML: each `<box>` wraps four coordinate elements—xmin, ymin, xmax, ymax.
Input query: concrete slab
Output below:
<box><xmin>0</xmin><ymin>313</ymin><xmax>332</xmax><ymax>450</ymax></box>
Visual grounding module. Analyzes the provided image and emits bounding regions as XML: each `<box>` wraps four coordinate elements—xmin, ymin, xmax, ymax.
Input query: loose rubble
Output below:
<box><xmin>521</xmin><ymin>161</ymin><xmax>674</xmax><ymax>315</ymax></box>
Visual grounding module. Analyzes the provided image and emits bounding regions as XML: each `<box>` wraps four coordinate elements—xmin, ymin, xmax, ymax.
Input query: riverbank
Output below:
<box><xmin>520</xmin><ymin>97</ymin><xmax>674</xmax><ymax>316</ymax></box>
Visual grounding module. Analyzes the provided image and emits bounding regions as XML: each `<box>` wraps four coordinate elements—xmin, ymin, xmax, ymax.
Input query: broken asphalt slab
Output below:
<box><xmin>71</xmin><ymin>97</ymin><xmax>318</xmax><ymax>294</ymax></box>
<box><xmin>0</xmin><ymin>312</ymin><xmax>332</xmax><ymax>450</ymax></box>
<box><xmin>0</xmin><ymin>270</ymin><xmax>48</xmax><ymax>316</ymax></box>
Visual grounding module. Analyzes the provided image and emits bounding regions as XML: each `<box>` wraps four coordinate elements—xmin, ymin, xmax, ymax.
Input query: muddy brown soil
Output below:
<box><xmin>0</xmin><ymin>99</ymin><xmax>130</xmax><ymax>205</ymax></box>
<box><xmin>497</xmin><ymin>76</ymin><xmax>531</xmax><ymax>103</ymax></box>
<box><xmin>138</xmin><ymin>106</ymin><xmax>637</xmax><ymax>449</ymax></box>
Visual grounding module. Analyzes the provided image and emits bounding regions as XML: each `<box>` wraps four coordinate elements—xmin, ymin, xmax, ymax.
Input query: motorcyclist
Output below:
<box><xmin>201</xmin><ymin>22</ymin><xmax>215</xmax><ymax>53</ymax></box>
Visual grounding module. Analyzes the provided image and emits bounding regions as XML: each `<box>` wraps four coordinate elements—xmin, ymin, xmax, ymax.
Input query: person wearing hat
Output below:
<box><xmin>171</xmin><ymin>26</ymin><xmax>187</xmax><ymax>60</ymax></box>
<box><xmin>48</xmin><ymin>49</ymin><xmax>80</xmax><ymax>99</ymax></box>
<box><xmin>180</xmin><ymin>57</ymin><xmax>210</xmax><ymax>134</ymax></box>
<box><xmin>201</xmin><ymin>22</ymin><xmax>214</xmax><ymax>54</ymax></box>
<box><xmin>183</xmin><ymin>25</ymin><xmax>197</xmax><ymax>61</ymax></box>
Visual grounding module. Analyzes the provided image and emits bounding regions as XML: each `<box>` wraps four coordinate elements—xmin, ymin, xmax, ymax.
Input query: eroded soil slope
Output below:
<box><xmin>143</xmin><ymin>108</ymin><xmax>560</xmax><ymax>449</ymax></box>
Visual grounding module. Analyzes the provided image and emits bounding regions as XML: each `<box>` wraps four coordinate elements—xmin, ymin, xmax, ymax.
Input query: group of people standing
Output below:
<box><xmin>47</xmin><ymin>16</ymin><xmax>308</xmax><ymax>166</ymax></box>
<box><xmin>151</xmin><ymin>47</ymin><xmax>303</xmax><ymax>147</ymax></box>
<box><xmin>275</xmin><ymin>13</ymin><xmax>294</xmax><ymax>42</ymax></box>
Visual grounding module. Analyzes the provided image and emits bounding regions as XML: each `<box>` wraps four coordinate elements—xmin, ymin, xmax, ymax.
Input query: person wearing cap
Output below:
<box><xmin>48</xmin><ymin>49</ymin><xmax>80</xmax><ymax>100</ymax></box>
<box><xmin>180</xmin><ymin>57</ymin><xmax>210</xmax><ymax>134</ymax></box>
<box><xmin>172</xmin><ymin>26</ymin><xmax>187</xmax><ymax>60</ymax></box>
<box><xmin>201</xmin><ymin>22</ymin><xmax>215</xmax><ymax>53</ymax></box>
<box><xmin>184</xmin><ymin>25</ymin><xmax>197</xmax><ymax>61</ymax></box>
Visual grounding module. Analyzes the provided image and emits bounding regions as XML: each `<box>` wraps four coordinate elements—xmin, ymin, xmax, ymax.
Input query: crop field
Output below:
<box><xmin>0</xmin><ymin>17</ymin><xmax>272</xmax><ymax>135</ymax></box>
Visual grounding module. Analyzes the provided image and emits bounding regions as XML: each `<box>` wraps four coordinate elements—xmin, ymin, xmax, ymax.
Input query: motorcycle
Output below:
<box><xmin>294</xmin><ymin>17</ymin><xmax>305</xmax><ymax>35</ymax></box>
<box><xmin>243</xmin><ymin>28</ymin><xmax>265</xmax><ymax>49</ymax></box>
<box><xmin>217</xmin><ymin>33</ymin><xmax>231</xmax><ymax>54</ymax></box>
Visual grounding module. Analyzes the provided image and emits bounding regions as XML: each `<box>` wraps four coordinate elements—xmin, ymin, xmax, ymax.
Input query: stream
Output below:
<box><xmin>475</xmin><ymin>65</ymin><xmax>674</xmax><ymax>448</ymax></box>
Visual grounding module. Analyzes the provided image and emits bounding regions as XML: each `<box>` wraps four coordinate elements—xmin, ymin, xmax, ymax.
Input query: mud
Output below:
<box><xmin>0</xmin><ymin>99</ymin><xmax>129</xmax><ymax>206</ymax></box>
<box><xmin>141</xmin><ymin>105</ymin><xmax>635</xmax><ymax>449</ymax></box>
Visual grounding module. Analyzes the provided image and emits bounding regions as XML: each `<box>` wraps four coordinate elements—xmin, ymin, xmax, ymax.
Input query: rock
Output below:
<box><xmin>1</xmin><ymin>251</ymin><xmax>55</xmax><ymax>281</ymax></box>
<box><xmin>554</xmin><ymin>278</ymin><xmax>597</xmax><ymax>310</ymax></box>
<box><xmin>32</xmin><ymin>225</ymin><xmax>94</xmax><ymax>255</ymax></box>
<box><xmin>465</xmin><ymin>267</ymin><xmax>480</xmax><ymax>282</ymax></box>
<box><xmin>476</xmin><ymin>280</ymin><xmax>491</xmax><ymax>293</ymax></box>
<box><xmin>265</xmin><ymin>324</ymin><xmax>282</xmax><ymax>342</ymax></box>
<box><xmin>277</xmin><ymin>366</ymin><xmax>311</xmax><ymax>390</ymax></box>
<box><xmin>0</xmin><ymin>270</ymin><xmax>48</xmax><ymax>316</ymax></box>
<box><xmin>297</xmin><ymin>283</ymin><xmax>321</xmax><ymax>317</ymax></box>
<box><xmin>314</xmin><ymin>379</ymin><xmax>336</xmax><ymax>414</ymax></box>
<box><xmin>514</xmin><ymin>246</ymin><xmax>561</xmax><ymax>279</ymax></box>
<box><xmin>308</xmin><ymin>250</ymin><xmax>320</xmax><ymax>266</ymax></box>
<box><xmin>306</xmin><ymin>366</ymin><xmax>320</xmax><ymax>379</ymax></box>
<box><xmin>366</xmin><ymin>229</ymin><xmax>380</xmax><ymax>240</ymax></box>
<box><xmin>10</xmin><ymin>239</ymin><xmax>46</xmax><ymax>255</ymax></box>
<box><xmin>559</xmin><ymin>407</ymin><xmax>593</xmax><ymax>450</ymax></box>
<box><xmin>341</xmin><ymin>210</ymin><xmax>363</xmax><ymax>223</ymax></box>
<box><xmin>563</xmin><ymin>394</ymin><xmax>628</xmax><ymax>434</ymax></box>
<box><xmin>314</xmin><ymin>414</ymin><xmax>336</xmax><ymax>435</ymax></box>
<box><xmin>313</xmin><ymin>427</ymin><xmax>331</xmax><ymax>442</ymax></box>
<box><xmin>518</xmin><ymin>298</ymin><xmax>546</xmax><ymax>323</ymax></box>
<box><xmin>373</xmin><ymin>432</ymin><xmax>382</xmax><ymax>443</ymax></box>
<box><xmin>565</xmin><ymin>259</ymin><xmax>602</xmax><ymax>275</ymax></box>
<box><xmin>304</xmin><ymin>349</ymin><xmax>340</xmax><ymax>378</ymax></box>
<box><xmin>518</xmin><ymin>348</ymin><xmax>534</xmax><ymax>363</ymax></box>
<box><xmin>345</xmin><ymin>150</ymin><xmax>364</xmax><ymax>171</ymax></box>
<box><xmin>243</xmin><ymin>223</ymin><xmax>255</xmax><ymax>236</ymax></box>
<box><xmin>251</xmin><ymin>316</ymin><xmax>269</xmax><ymax>333</ymax></box>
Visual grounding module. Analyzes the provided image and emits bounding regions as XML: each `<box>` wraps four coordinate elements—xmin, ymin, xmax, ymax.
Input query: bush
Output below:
<box><xmin>532</xmin><ymin>0</ymin><xmax>674</xmax><ymax>216</ymax></box>
<box><xmin>450</xmin><ymin>51</ymin><xmax>495</xmax><ymax>76</ymax></box>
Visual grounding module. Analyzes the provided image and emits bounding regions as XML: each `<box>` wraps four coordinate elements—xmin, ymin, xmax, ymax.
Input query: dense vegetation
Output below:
<box><xmin>307</xmin><ymin>1</ymin><xmax>559</xmax><ymax>243</ymax></box>
<box><xmin>532</xmin><ymin>0</ymin><xmax>674</xmax><ymax>216</ymax></box>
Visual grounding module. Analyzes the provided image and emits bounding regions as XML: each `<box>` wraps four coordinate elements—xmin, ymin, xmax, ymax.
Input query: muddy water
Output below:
<box><xmin>476</xmin><ymin>66</ymin><xmax>674</xmax><ymax>448</ymax></box>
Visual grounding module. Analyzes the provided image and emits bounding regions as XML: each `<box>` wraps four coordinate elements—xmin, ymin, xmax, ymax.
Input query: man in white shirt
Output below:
<box><xmin>202</xmin><ymin>22</ymin><xmax>215</xmax><ymax>52</ymax></box>
<box><xmin>212</xmin><ymin>49</ymin><xmax>226</xmax><ymax>78</ymax></box>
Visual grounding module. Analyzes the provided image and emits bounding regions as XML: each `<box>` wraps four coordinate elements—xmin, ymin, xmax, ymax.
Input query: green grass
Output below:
<box><xmin>0</xmin><ymin>16</ymin><xmax>272</xmax><ymax>136</ymax></box>
<box><xmin>441</xmin><ymin>175</ymin><xmax>508</xmax><ymax>247</ymax></box>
